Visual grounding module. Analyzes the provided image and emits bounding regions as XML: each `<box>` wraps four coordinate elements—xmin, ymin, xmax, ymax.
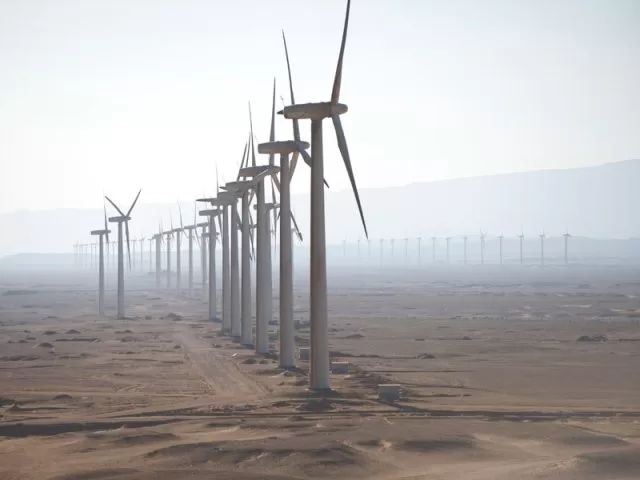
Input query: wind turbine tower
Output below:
<box><xmin>539</xmin><ymin>231</ymin><xmax>546</xmax><ymax>266</ymax></box>
<box><xmin>563</xmin><ymin>231</ymin><xmax>571</xmax><ymax>265</ymax></box>
<box><xmin>280</xmin><ymin>0</ymin><xmax>368</xmax><ymax>389</ymax></box>
<box><xmin>446</xmin><ymin>237</ymin><xmax>451</xmax><ymax>263</ymax></box>
<box><xmin>498</xmin><ymin>234</ymin><xmax>504</xmax><ymax>265</ymax></box>
<box><xmin>148</xmin><ymin>238</ymin><xmax>153</xmax><ymax>272</ymax></box>
<box><xmin>183</xmin><ymin>223</ymin><xmax>198</xmax><ymax>297</ymax></box>
<box><xmin>90</xmin><ymin>225</ymin><xmax>110</xmax><ymax>316</ymax></box>
<box><xmin>518</xmin><ymin>232</ymin><xmax>524</xmax><ymax>265</ymax></box>
<box><xmin>241</xmin><ymin>164</ymin><xmax>280</xmax><ymax>355</ymax></box>
<box><xmin>463</xmin><ymin>236</ymin><xmax>468</xmax><ymax>265</ymax></box>
<box><xmin>200</xmin><ymin>223</ymin><xmax>208</xmax><ymax>293</ymax></box>
<box><xmin>199</xmin><ymin>208</ymin><xmax>222</xmax><ymax>322</ymax></box>
<box><xmin>223</xmin><ymin>180</ymin><xmax>255</xmax><ymax>346</ymax></box>
<box><xmin>258</xmin><ymin>38</ymin><xmax>311</xmax><ymax>366</ymax></box>
<box><xmin>431</xmin><ymin>236</ymin><xmax>436</xmax><ymax>262</ymax></box>
<box><xmin>105</xmin><ymin>190</ymin><xmax>141</xmax><ymax>320</ymax></box>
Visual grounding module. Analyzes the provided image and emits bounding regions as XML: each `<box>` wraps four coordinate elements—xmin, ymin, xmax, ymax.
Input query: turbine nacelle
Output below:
<box><xmin>108</xmin><ymin>216</ymin><xmax>131</xmax><ymax>223</ymax></box>
<box><xmin>90</xmin><ymin>229</ymin><xmax>111</xmax><ymax>236</ymax></box>
<box><xmin>258</xmin><ymin>140</ymin><xmax>310</xmax><ymax>155</ymax></box>
<box><xmin>215</xmin><ymin>191</ymin><xmax>236</xmax><ymax>203</ymax></box>
<box><xmin>199</xmin><ymin>209</ymin><xmax>222</xmax><ymax>218</ymax></box>
<box><xmin>222</xmin><ymin>180</ymin><xmax>254</xmax><ymax>193</ymax></box>
<box><xmin>239</xmin><ymin>164</ymin><xmax>280</xmax><ymax>182</ymax></box>
<box><xmin>281</xmin><ymin>102</ymin><xmax>348</xmax><ymax>121</ymax></box>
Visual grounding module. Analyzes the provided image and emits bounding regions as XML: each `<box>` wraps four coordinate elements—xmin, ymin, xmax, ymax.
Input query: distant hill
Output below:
<box><xmin>0</xmin><ymin>159</ymin><xmax>638</xmax><ymax>258</ymax></box>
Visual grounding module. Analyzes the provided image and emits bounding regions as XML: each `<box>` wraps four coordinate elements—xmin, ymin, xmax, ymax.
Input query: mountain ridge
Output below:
<box><xmin>1</xmin><ymin>159</ymin><xmax>638</xmax><ymax>256</ymax></box>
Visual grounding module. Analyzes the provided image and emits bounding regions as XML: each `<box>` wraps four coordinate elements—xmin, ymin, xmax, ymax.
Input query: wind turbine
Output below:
<box><xmin>174</xmin><ymin>205</ymin><xmax>186</xmax><ymax>294</ymax></box>
<box><xmin>280</xmin><ymin>0</ymin><xmax>368</xmax><ymax>389</ymax></box>
<box><xmin>431</xmin><ymin>236</ymin><xmax>436</xmax><ymax>262</ymax></box>
<box><xmin>220</xmin><ymin>186</ymin><xmax>242</xmax><ymax>338</ymax></box>
<box><xmin>198</xmin><ymin>207</ymin><xmax>222</xmax><ymax>322</ymax></box>
<box><xmin>139</xmin><ymin>237</ymin><xmax>144</xmax><ymax>272</ymax></box>
<box><xmin>563</xmin><ymin>231</ymin><xmax>571</xmax><ymax>265</ymax></box>
<box><xmin>263</xmin><ymin>201</ymin><xmax>279</xmax><ymax>330</ymax></box>
<box><xmin>463</xmin><ymin>236</ymin><xmax>468</xmax><ymax>265</ymax></box>
<box><xmin>539</xmin><ymin>231</ymin><xmax>546</xmax><ymax>266</ymax></box>
<box><xmin>404</xmin><ymin>237</ymin><xmax>408</xmax><ymax>263</ymax></box>
<box><xmin>148</xmin><ymin>237</ymin><xmax>154</xmax><ymax>273</ymax></box>
<box><xmin>518</xmin><ymin>231</ymin><xmax>524</xmax><ymax>265</ymax></box>
<box><xmin>182</xmin><ymin>204</ymin><xmax>202</xmax><ymax>298</ymax></box>
<box><xmin>446</xmin><ymin>237</ymin><xmax>451</xmax><ymax>263</ymax></box>
<box><xmin>105</xmin><ymin>189</ymin><xmax>142</xmax><ymax>320</ymax></box>
<box><xmin>131</xmin><ymin>239</ymin><xmax>136</xmax><ymax>270</ymax></box>
<box><xmin>199</xmin><ymin>192</ymin><xmax>234</xmax><ymax>332</ymax></box>
<box><xmin>153</xmin><ymin>224</ymin><xmax>163</xmax><ymax>288</ymax></box>
<box><xmin>200</xmin><ymin>222</ymin><xmax>208</xmax><ymax>293</ymax></box>
<box><xmin>164</xmin><ymin>222</ymin><xmax>173</xmax><ymax>290</ymax></box>
<box><xmin>498</xmin><ymin>234</ymin><xmax>504</xmax><ymax>265</ymax></box>
<box><xmin>240</xmin><ymin>165</ymin><xmax>279</xmax><ymax>354</ymax></box>
<box><xmin>90</xmin><ymin>208</ymin><xmax>110</xmax><ymax>316</ymax></box>
<box><xmin>223</xmin><ymin>180</ymin><xmax>255</xmax><ymax>346</ymax></box>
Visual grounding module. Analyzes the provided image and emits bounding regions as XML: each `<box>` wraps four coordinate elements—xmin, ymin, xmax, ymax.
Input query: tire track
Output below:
<box><xmin>173</xmin><ymin>327</ymin><xmax>268</xmax><ymax>401</ymax></box>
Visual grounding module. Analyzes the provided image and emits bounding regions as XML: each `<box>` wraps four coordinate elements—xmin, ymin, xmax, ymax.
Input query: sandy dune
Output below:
<box><xmin>0</xmin><ymin>265</ymin><xmax>639</xmax><ymax>479</ymax></box>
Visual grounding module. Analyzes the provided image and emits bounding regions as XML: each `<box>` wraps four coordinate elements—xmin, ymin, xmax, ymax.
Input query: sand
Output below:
<box><xmin>0</xmin><ymin>265</ymin><xmax>639</xmax><ymax>479</ymax></box>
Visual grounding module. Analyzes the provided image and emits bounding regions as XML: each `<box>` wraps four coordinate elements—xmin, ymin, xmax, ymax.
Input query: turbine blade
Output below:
<box><xmin>215</xmin><ymin>162</ymin><xmax>220</xmax><ymax>196</ymax></box>
<box><xmin>103</xmin><ymin>200</ymin><xmax>110</xmax><ymax>244</ymax></box>
<box><xmin>126</xmin><ymin>189</ymin><xmax>142</xmax><ymax>217</ymax></box>
<box><xmin>250</xmin><ymin>129</ymin><xmax>257</xmax><ymax>168</ymax></box>
<box><xmin>105</xmin><ymin>196</ymin><xmax>125</xmax><ymax>217</ymax></box>
<box><xmin>249</xmin><ymin>102</ymin><xmax>256</xmax><ymax>167</ymax></box>
<box><xmin>289</xmin><ymin>150</ymin><xmax>300</xmax><ymax>183</ymax></box>
<box><xmin>179</xmin><ymin>203</ymin><xmax>184</xmax><ymax>229</ymax></box>
<box><xmin>249</xmin><ymin>223</ymin><xmax>255</xmax><ymax>261</ymax></box>
<box><xmin>125</xmin><ymin>221</ymin><xmax>132</xmax><ymax>270</ymax></box>
<box><xmin>282</xmin><ymin>30</ymin><xmax>301</xmax><ymax>142</ymax></box>
<box><xmin>331</xmin><ymin>0</ymin><xmax>352</xmax><ymax>104</ymax></box>
<box><xmin>270</xmin><ymin>178</ymin><xmax>278</xmax><ymax>237</ymax></box>
<box><xmin>332</xmin><ymin>113</ymin><xmax>368</xmax><ymax>238</ymax></box>
<box><xmin>292</xmin><ymin>144</ymin><xmax>329</xmax><ymax>188</ymax></box>
<box><xmin>272</xmin><ymin>172</ymin><xmax>281</xmax><ymax>193</ymax></box>
<box><xmin>291</xmin><ymin>211</ymin><xmax>303</xmax><ymax>242</ymax></box>
<box><xmin>236</xmin><ymin>142</ymin><xmax>249</xmax><ymax>181</ymax></box>
<box><xmin>269</xmin><ymin>77</ymin><xmax>276</xmax><ymax>166</ymax></box>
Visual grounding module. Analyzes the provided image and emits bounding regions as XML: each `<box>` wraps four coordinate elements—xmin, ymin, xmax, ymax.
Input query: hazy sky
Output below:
<box><xmin>1</xmin><ymin>0</ymin><xmax>639</xmax><ymax>214</ymax></box>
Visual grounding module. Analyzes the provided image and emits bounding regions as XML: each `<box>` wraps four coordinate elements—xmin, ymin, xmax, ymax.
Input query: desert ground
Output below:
<box><xmin>0</xmin><ymin>264</ymin><xmax>639</xmax><ymax>479</ymax></box>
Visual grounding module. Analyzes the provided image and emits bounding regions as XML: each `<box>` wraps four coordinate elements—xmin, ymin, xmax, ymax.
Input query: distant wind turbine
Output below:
<box><xmin>431</xmin><ymin>236</ymin><xmax>436</xmax><ymax>263</ymax></box>
<box><xmin>563</xmin><ymin>231</ymin><xmax>571</xmax><ymax>265</ymax></box>
<box><xmin>105</xmin><ymin>189</ymin><xmax>142</xmax><ymax>320</ymax></box>
<box><xmin>463</xmin><ymin>236</ymin><xmax>468</xmax><ymax>265</ymax></box>
<box><xmin>90</xmin><ymin>207</ymin><xmax>111</xmax><ymax>316</ymax></box>
<box><xmin>518</xmin><ymin>231</ymin><xmax>524</xmax><ymax>265</ymax></box>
